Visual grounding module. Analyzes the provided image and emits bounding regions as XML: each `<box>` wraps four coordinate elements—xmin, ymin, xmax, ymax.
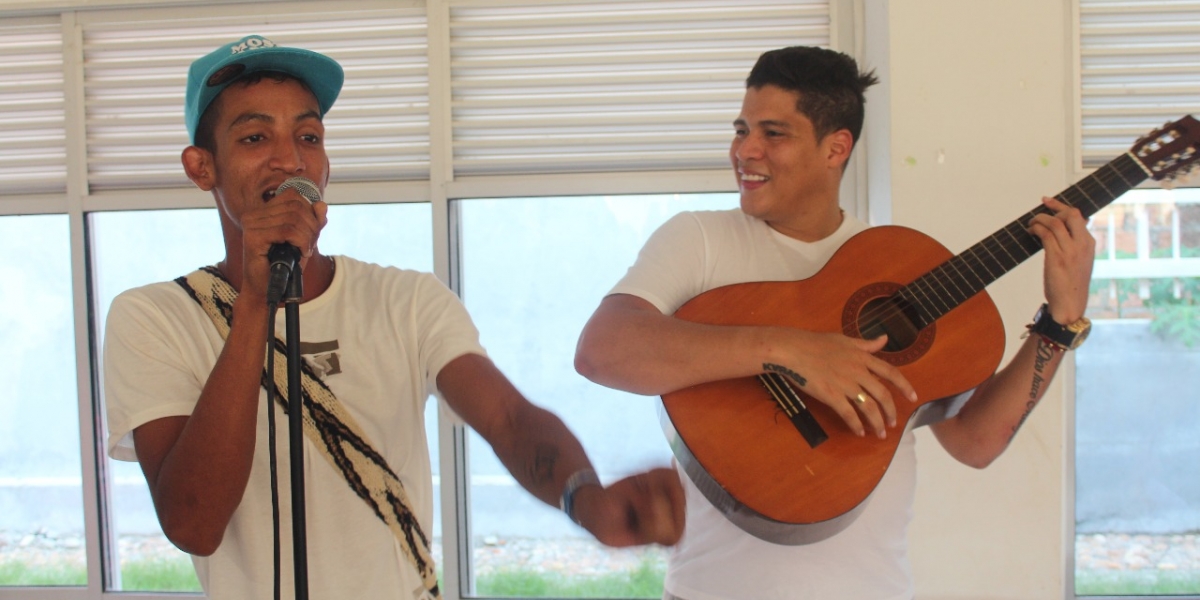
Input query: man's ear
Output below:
<box><xmin>181</xmin><ymin>146</ymin><xmax>216</xmax><ymax>191</ymax></box>
<box><xmin>824</xmin><ymin>129</ymin><xmax>855</xmax><ymax>171</ymax></box>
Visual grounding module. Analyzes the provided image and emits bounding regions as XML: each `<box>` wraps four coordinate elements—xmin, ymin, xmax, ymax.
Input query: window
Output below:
<box><xmin>457</xmin><ymin>193</ymin><xmax>735</xmax><ymax>596</ymax></box>
<box><xmin>1076</xmin><ymin>189</ymin><xmax>1200</xmax><ymax>596</ymax></box>
<box><xmin>0</xmin><ymin>1</ymin><xmax>835</xmax><ymax>598</ymax></box>
<box><xmin>0</xmin><ymin>214</ymin><xmax>83</xmax><ymax>587</ymax></box>
<box><xmin>1075</xmin><ymin>1</ymin><xmax>1200</xmax><ymax>595</ymax></box>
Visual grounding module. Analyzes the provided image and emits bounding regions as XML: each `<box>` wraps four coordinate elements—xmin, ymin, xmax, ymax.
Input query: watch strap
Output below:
<box><xmin>559</xmin><ymin>468</ymin><xmax>601</xmax><ymax>525</ymax></box>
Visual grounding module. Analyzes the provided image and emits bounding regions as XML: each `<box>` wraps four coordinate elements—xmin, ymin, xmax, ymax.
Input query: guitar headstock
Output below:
<box><xmin>1131</xmin><ymin>115</ymin><xmax>1200</xmax><ymax>185</ymax></box>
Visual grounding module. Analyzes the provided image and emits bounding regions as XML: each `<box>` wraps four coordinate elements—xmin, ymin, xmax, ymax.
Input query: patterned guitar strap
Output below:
<box><xmin>175</xmin><ymin>265</ymin><xmax>441</xmax><ymax>600</ymax></box>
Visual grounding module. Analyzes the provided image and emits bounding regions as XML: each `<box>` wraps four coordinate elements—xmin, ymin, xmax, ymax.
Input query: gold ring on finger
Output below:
<box><xmin>855</xmin><ymin>392</ymin><xmax>869</xmax><ymax>406</ymax></box>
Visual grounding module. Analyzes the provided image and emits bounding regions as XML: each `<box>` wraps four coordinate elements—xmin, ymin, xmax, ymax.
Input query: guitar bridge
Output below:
<box><xmin>758</xmin><ymin>373</ymin><xmax>828</xmax><ymax>449</ymax></box>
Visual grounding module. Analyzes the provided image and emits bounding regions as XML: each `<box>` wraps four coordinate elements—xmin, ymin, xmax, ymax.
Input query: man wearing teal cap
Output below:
<box><xmin>103</xmin><ymin>35</ymin><xmax>685</xmax><ymax>600</ymax></box>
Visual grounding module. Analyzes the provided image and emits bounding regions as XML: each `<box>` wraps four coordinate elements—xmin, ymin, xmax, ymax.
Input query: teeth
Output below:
<box><xmin>741</xmin><ymin>173</ymin><xmax>767</xmax><ymax>182</ymax></box>
<box><xmin>264</xmin><ymin>189</ymin><xmax>277</xmax><ymax>200</ymax></box>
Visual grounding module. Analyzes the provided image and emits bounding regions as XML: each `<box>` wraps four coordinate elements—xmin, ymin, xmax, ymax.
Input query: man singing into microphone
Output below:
<box><xmin>102</xmin><ymin>36</ymin><xmax>684</xmax><ymax>600</ymax></box>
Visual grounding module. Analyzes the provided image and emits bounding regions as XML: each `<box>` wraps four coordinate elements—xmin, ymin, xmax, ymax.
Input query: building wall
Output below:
<box><xmin>865</xmin><ymin>1</ymin><xmax>1075</xmax><ymax>598</ymax></box>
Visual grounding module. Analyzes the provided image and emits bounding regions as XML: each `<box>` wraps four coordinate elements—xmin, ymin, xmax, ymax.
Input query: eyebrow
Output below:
<box><xmin>227</xmin><ymin>109</ymin><xmax>322</xmax><ymax>131</ymax></box>
<box><xmin>733</xmin><ymin>118</ymin><xmax>793</xmax><ymax>130</ymax></box>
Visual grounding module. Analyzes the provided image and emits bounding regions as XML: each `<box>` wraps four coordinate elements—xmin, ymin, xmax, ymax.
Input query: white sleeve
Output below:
<box><xmin>410</xmin><ymin>273</ymin><xmax>488</xmax><ymax>396</ymax></box>
<box><xmin>609</xmin><ymin>212</ymin><xmax>709</xmax><ymax>315</ymax></box>
<box><xmin>103</xmin><ymin>289</ymin><xmax>206</xmax><ymax>462</ymax></box>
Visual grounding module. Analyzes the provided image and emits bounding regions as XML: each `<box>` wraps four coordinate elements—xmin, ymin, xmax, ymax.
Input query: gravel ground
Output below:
<box><xmin>1076</xmin><ymin>533</ymin><xmax>1200</xmax><ymax>572</ymax></box>
<box><xmin>3</xmin><ymin>529</ymin><xmax>1198</xmax><ymax>576</ymax></box>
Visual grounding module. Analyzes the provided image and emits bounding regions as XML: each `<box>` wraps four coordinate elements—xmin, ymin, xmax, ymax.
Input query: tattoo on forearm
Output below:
<box><xmin>763</xmin><ymin>363</ymin><xmax>807</xmax><ymax>387</ymax></box>
<box><xmin>530</xmin><ymin>443</ymin><xmax>558</xmax><ymax>485</ymax></box>
<box><xmin>1011</xmin><ymin>337</ymin><xmax>1058</xmax><ymax>438</ymax></box>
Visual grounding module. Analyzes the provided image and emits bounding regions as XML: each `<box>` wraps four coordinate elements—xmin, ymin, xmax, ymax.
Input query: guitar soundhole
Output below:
<box><xmin>858</xmin><ymin>296</ymin><xmax>920</xmax><ymax>351</ymax></box>
<box><xmin>844</xmin><ymin>283</ymin><xmax>935</xmax><ymax>366</ymax></box>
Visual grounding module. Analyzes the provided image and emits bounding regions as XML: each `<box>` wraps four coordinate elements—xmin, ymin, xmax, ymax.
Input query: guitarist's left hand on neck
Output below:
<box><xmin>1027</xmin><ymin>196</ymin><xmax>1096</xmax><ymax>324</ymax></box>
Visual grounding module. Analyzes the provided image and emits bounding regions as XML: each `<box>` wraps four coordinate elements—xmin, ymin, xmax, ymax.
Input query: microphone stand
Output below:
<box><xmin>282</xmin><ymin>263</ymin><xmax>309</xmax><ymax>600</ymax></box>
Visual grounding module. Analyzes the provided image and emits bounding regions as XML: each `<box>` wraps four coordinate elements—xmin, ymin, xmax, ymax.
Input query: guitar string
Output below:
<box><xmin>847</xmin><ymin>152</ymin><xmax>1152</xmax><ymax>335</ymax></box>
<box><xmin>939</xmin><ymin>157</ymin><xmax>1137</xmax><ymax>301</ymax></box>
<box><xmin>759</xmin><ymin>373</ymin><xmax>800</xmax><ymax>417</ymax></box>
<box><xmin>837</xmin><ymin>154</ymin><xmax>1147</xmax><ymax>338</ymax></box>
<box><xmin>846</xmin><ymin>157</ymin><xmax>1135</xmax><ymax>335</ymax></box>
<box><xmin>749</xmin><ymin>152</ymin><xmax>1165</xmax><ymax>426</ymax></box>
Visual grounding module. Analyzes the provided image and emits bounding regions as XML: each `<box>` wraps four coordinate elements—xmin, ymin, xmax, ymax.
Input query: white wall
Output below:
<box><xmin>866</xmin><ymin>1</ymin><xmax>1075</xmax><ymax>598</ymax></box>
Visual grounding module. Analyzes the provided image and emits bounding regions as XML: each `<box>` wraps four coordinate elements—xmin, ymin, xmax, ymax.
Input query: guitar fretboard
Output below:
<box><xmin>894</xmin><ymin>152</ymin><xmax>1149</xmax><ymax>330</ymax></box>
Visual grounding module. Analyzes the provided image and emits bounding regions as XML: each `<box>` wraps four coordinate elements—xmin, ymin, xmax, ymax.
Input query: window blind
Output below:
<box><xmin>1079</xmin><ymin>0</ymin><xmax>1200</xmax><ymax>169</ymax></box>
<box><xmin>0</xmin><ymin>20</ymin><xmax>66</xmax><ymax>196</ymax></box>
<box><xmin>81</xmin><ymin>5</ymin><xmax>429</xmax><ymax>191</ymax></box>
<box><xmin>448</xmin><ymin>0</ymin><xmax>830</xmax><ymax>177</ymax></box>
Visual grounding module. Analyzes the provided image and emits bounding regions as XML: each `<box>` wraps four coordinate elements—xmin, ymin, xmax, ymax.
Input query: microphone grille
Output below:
<box><xmin>276</xmin><ymin>177</ymin><xmax>322</xmax><ymax>204</ymax></box>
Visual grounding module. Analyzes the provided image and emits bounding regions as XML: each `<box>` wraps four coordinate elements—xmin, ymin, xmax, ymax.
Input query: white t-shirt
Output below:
<box><xmin>611</xmin><ymin>209</ymin><xmax>917</xmax><ymax>600</ymax></box>
<box><xmin>105</xmin><ymin>256</ymin><xmax>485</xmax><ymax>600</ymax></box>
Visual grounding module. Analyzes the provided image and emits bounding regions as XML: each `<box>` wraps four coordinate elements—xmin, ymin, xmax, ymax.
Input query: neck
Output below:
<box><xmin>295</xmin><ymin>252</ymin><xmax>336</xmax><ymax>303</ymax></box>
<box><xmin>766</xmin><ymin>203</ymin><xmax>845</xmax><ymax>243</ymax></box>
<box><xmin>218</xmin><ymin>251</ymin><xmax>335</xmax><ymax>304</ymax></box>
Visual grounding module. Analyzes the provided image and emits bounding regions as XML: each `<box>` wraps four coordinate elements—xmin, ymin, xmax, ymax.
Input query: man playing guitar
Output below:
<box><xmin>574</xmin><ymin>46</ymin><xmax>1096</xmax><ymax>600</ymax></box>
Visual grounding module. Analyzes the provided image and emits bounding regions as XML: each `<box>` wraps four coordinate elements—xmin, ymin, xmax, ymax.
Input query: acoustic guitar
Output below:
<box><xmin>660</xmin><ymin>116</ymin><xmax>1200</xmax><ymax>545</ymax></box>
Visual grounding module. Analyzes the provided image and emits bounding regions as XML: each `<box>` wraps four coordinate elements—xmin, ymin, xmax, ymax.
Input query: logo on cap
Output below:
<box><xmin>231</xmin><ymin>36</ymin><xmax>277</xmax><ymax>55</ymax></box>
<box><xmin>204</xmin><ymin>37</ymin><xmax>280</xmax><ymax>88</ymax></box>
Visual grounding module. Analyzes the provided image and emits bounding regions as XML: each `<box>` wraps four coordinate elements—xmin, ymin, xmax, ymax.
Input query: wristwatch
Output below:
<box><xmin>559</xmin><ymin>468</ymin><xmax>601</xmax><ymax>525</ymax></box>
<box><xmin>1028</xmin><ymin>303</ymin><xmax>1092</xmax><ymax>351</ymax></box>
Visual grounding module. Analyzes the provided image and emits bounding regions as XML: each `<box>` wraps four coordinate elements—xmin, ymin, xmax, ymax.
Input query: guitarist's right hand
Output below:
<box><xmin>762</xmin><ymin>329</ymin><xmax>917</xmax><ymax>439</ymax></box>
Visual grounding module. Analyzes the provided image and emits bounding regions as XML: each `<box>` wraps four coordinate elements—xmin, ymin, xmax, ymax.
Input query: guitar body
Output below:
<box><xmin>661</xmin><ymin>225</ymin><xmax>1006</xmax><ymax>544</ymax></box>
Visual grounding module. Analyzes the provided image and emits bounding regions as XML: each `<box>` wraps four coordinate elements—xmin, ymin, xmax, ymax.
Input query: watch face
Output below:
<box><xmin>1031</xmin><ymin>304</ymin><xmax>1091</xmax><ymax>350</ymax></box>
<box><xmin>1068</xmin><ymin>318</ymin><xmax>1092</xmax><ymax>349</ymax></box>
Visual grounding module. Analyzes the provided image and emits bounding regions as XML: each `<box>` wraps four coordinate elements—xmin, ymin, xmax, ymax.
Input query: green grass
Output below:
<box><xmin>0</xmin><ymin>555</ymin><xmax>201</xmax><ymax>591</ymax></box>
<box><xmin>0</xmin><ymin>560</ymin><xmax>86</xmax><ymax>586</ymax></box>
<box><xmin>120</xmin><ymin>556</ymin><xmax>202</xmax><ymax>591</ymax></box>
<box><xmin>9</xmin><ymin>557</ymin><xmax>1198</xmax><ymax>597</ymax></box>
<box><xmin>0</xmin><ymin>554</ymin><xmax>664</xmax><ymax>597</ymax></box>
<box><xmin>476</xmin><ymin>559</ymin><xmax>664</xmax><ymax>597</ymax></box>
<box><xmin>1076</xmin><ymin>569</ymin><xmax>1200</xmax><ymax>595</ymax></box>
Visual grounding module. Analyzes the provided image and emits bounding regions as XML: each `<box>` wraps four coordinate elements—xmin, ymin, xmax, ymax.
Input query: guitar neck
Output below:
<box><xmin>898</xmin><ymin>151</ymin><xmax>1150</xmax><ymax>329</ymax></box>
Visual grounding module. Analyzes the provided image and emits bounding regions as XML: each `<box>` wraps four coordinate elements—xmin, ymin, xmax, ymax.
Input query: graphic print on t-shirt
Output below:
<box><xmin>300</xmin><ymin>339</ymin><xmax>341</xmax><ymax>378</ymax></box>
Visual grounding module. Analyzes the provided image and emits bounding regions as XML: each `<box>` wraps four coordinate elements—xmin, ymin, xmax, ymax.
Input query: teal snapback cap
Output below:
<box><xmin>185</xmin><ymin>35</ymin><xmax>344</xmax><ymax>145</ymax></box>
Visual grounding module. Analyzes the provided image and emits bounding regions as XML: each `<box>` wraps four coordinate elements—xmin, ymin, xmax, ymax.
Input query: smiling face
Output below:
<box><xmin>729</xmin><ymin>84</ymin><xmax>851</xmax><ymax>241</ymax></box>
<box><xmin>184</xmin><ymin>75</ymin><xmax>329</xmax><ymax>238</ymax></box>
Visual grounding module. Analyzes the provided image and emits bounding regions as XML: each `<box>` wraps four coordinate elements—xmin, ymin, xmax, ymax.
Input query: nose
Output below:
<box><xmin>269</xmin><ymin>137</ymin><xmax>305</xmax><ymax>175</ymax></box>
<box><xmin>733</xmin><ymin>132</ymin><xmax>764</xmax><ymax>163</ymax></box>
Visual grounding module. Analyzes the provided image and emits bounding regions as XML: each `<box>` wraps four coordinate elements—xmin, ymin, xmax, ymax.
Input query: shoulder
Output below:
<box><xmin>108</xmin><ymin>280</ymin><xmax>199</xmax><ymax>324</ymax></box>
<box><xmin>333</xmin><ymin>256</ymin><xmax>445</xmax><ymax>288</ymax></box>
<box><xmin>331</xmin><ymin>255</ymin><xmax>456</xmax><ymax>304</ymax></box>
<box><xmin>646</xmin><ymin>209</ymin><xmax>762</xmax><ymax>248</ymax></box>
<box><xmin>667</xmin><ymin>208</ymin><xmax>754</xmax><ymax>231</ymax></box>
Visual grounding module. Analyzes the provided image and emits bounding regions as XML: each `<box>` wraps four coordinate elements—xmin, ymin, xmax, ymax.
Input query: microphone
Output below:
<box><xmin>266</xmin><ymin>177</ymin><xmax>322</xmax><ymax>304</ymax></box>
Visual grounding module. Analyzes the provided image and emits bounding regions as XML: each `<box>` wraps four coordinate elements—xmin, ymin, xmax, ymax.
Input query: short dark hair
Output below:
<box><xmin>192</xmin><ymin>71</ymin><xmax>316</xmax><ymax>155</ymax></box>
<box><xmin>745</xmin><ymin>46</ymin><xmax>878</xmax><ymax>145</ymax></box>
